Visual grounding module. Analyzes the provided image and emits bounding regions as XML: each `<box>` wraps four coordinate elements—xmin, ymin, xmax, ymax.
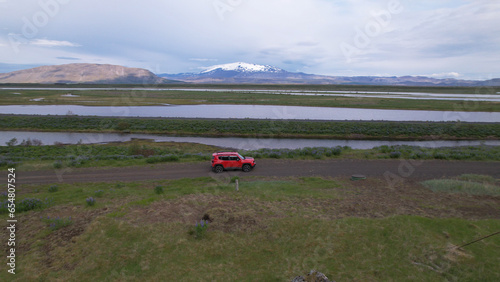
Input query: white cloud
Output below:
<box><xmin>29</xmin><ymin>39</ymin><xmax>80</xmax><ymax>47</ymax></box>
<box><xmin>189</xmin><ymin>58</ymin><xmax>218</xmax><ymax>62</ymax></box>
<box><xmin>0</xmin><ymin>0</ymin><xmax>498</xmax><ymax>78</ymax></box>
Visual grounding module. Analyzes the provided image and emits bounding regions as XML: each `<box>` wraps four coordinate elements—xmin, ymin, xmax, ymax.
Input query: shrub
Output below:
<box><xmin>146</xmin><ymin>155</ymin><xmax>180</xmax><ymax>164</ymax></box>
<box><xmin>6</xmin><ymin>138</ymin><xmax>18</xmax><ymax>146</ymax></box>
<box><xmin>86</xmin><ymin>197</ymin><xmax>96</xmax><ymax>207</ymax></box>
<box><xmin>19</xmin><ymin>138</ymin><xmax>43</xmax><ymax>146</ymax></box>
<box><xmin>433</xmin><ymin>152</ymin><xmax>448</xmax><ymax>160</ymax></box>
<box><xmin>331</xmin><ymin>146</ymin><xmax>342</xmax><ymax>156</ymax></box>
<box><xmin>389</xmin><ymin>151</ymin><xmax>401</xmax><ymax>159</ymax></box>
<box><xmin>378</xmin><ymin>145</ymin><xmax>391</xmax><ymax>153</ymax></box>
<box><xmin>128</xmin><ymin>142</ymin><xmax>141</xmax><ymax>155</ymax></box>
<box><xmin>31</xmin><ymin>139</ymin><xmax>43</xmax><ymax>146</ymax></box>
<box><xmin>269</xmin><ymin>152</ymin><xmax>281</xmax><ymax>159</ymax></box>
<box><xmin>53</xmin><ymin>160</ymin><xmax>63</xmax><ymax>169</ymax></box>
<box><xmin>154</xmin><ymin>186</ymin><xmax>164</xmax><ymax>194</ymax></box>
<box><xmin>16</xmin><ymin>198</ymin><xmax>46</xmax><ymax>212</ymax></box>
<box><xmin>43</xmin><ymin>216</ymin><xmax>73</xmax><ymax>231</ymax></box>
<box><xmin>116</xmin><ymin>121</ymin><xmax>131</xmax><ymax>131</ymax></box>
<box><xmin>193</xmin><ymin>220</ymin><xmax>209</xmax><ymax>239</ymax></box>
<box><xmin>68</xmin><ymin>156</ymin><xmax>89</xmax><ymax>167</ymax></box>
<box><xmin>48</xmin><ymin>185</ymin><xmax>59</xmax><ymax>193</ymax></box>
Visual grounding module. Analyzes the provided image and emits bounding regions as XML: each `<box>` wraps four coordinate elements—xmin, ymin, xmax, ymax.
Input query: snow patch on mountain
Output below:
<box><xmin>201</xmin><ymin>62</ymin><xmax>284</xmax><ymax>73</ymax></box>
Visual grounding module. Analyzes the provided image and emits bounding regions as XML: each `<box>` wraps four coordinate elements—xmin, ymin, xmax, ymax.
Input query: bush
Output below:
<box><xmin>53</xmin><ymin>160</ymin><xmax>63</xmax><ymax>169</ymax></box>
<box><xmin>48</xmin><ymin>185</ymin><xmax>59</xmax><ymax>193</ymax></box>
<box><xmin>433</xmin><ymin>152</ymin><xmax>448</xmax><ymax>160</ymax></box>
<box><xmin>86</xmin><ymin>197</ymin><xmax>96</xmax><ymax>207</ymax></box>
<box><xmin>116</xmin><ymin>121</ymin><xmax>131</xmax><ymax>131</ymax></box>
<box><xmin>128</xmin><ymin>142</ymin><xmax>141</xmax><ymax>155</ymax></box>
<box><xmin>193</xmin><ymin>220</ymin><xmax>209</xmax><ymax>239</ymax></box>
<box><xmin>378</xmin><ymin>145</ymin><xmax>391</xmax><ymax>153</ymax></box>
<box><xmin>6</xmin><ymin>138</ymin><xmax>18</xmax><ymax>146</ymax></box>
<box><xmin>154</xmin><ymin>186</ymin><xmax>164</xmax><ymax>194</ymax></box>
<box><xmin>68</xmin><ymin>156</ymin><xmax>89</xmax><ymax>167</ymax></box>
<box><xmin>389</xmin><ymin>151</ymin><xmax>401</xmax><ymax>159</ymax></box>
<box><xmin>19</xmin><ymin>138</ymin><xmax>43</xmax><ymax>146</ymax></box>
<box><xmin>331</xmin><ymin>146</ymin><xmax>342</xmax><ymax>156</ymax></box>
<box><xmin>9</xmin><ymin>198</ymin><xmax>48</xmax><ymax>212</ymax></box>
<box><xmin>146</xmin><ymin>155</ymin><xmax>180</xmax><ymax>164</ymax></box>
<box><xmin>43</xmin><ymin>216</ymin><xmax>73</xmax><ymax>231</ymax></box>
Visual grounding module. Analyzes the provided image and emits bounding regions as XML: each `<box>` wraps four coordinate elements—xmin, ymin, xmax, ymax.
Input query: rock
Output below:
<box><xmin>291</xmin><ymin>270</ymin><xmax>334</xmax><ymax>282</ymax></box>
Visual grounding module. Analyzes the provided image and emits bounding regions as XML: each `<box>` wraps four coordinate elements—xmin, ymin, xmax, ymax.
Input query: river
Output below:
<box><xmin>0</xmin><ymin>105</ymin><xmax>498</xmax><ymax>122</ymax></box>
<box><xmin>1</xmin><ymin>131</ymin><xmax>498</xmax><ymax>150</ymax></box>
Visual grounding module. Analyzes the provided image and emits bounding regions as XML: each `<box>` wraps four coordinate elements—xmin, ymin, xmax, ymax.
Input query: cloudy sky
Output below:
<box><xmin>0</xmin><ymin>0</ymin><xmax>499</xmax><ymax>79</ymax></box>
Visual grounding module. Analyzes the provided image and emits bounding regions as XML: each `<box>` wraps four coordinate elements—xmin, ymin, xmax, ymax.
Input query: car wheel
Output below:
<box><xmin>242</xmin><ymin>164</ymin><xmax>252</xmax><ymax>172</ymax></box>
<box><xmin>214</xmin><ymin>165</ymin><xmax>224</xmax><ymax>173</ymax></box>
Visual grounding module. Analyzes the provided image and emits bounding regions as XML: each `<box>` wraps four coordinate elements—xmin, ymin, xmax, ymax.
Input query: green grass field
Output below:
<box><xmin>1</xmin><ymin>176</ymin><xmax>499</xmax><ymax>281</ymax></box>
<box><xmin>1</xmin><ymin>85</ymin><xmax>499</xmax><ymax>111</ymax></box>
<box><xmin>2</xmin><ymin>115</ymin><xmax>499</xmax><ymax>141</ymax></box>
<box><xmin>422</xmin><ymin>174</ymin><xmax>500</xmax><ymax>196</ymax></box>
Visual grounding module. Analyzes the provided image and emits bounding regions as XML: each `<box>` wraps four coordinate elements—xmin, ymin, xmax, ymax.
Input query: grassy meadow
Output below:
<box><xmin>1</xmin><ymin>175</ymin><xmax>499</xmax><ymax>281</ymax></box>
<box><xmin>1</xmin><ymin>85</ymin><xmax>499</xmax><ymax>111</ymax></box>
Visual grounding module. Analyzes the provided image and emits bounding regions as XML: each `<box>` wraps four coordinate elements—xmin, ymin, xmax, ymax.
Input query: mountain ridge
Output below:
<box><xmin>159</xmin><ymin>62</ymin><xmax>500</xmax><ymax>86</ymax></box>
<box><xmin>0</xmin><ymin>63</ymin><xmax>178</xmax><ymax>84</ymax></box>
<box><xmin>1</xmin><ymin>62</ymin><xmax>498</xmax><ymax>86</ymax></box>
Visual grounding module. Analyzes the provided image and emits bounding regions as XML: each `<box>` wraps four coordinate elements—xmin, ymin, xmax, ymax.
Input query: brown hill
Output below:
<box><xmin>0</xmin><ymin>63</ymin><xmax>178</xmax><ymax>84</ymax></box>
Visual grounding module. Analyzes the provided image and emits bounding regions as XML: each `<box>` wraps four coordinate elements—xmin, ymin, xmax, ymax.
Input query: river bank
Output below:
<box><xmin>1</xmin><ymin>115</ymin><xmax>499</xmax><ymax>141</ymax></box>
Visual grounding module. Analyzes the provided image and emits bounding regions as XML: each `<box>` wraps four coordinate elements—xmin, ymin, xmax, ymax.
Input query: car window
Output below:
<box><xmin>237</xmin><ymin>153</ymin><xmax>245</xmax><ymax>160</ymax></box>
<box><xmin>219</xmin><ymin>156</ymin><xmax>229</xmax><ymax>161</ymax></box>
<box><xmin>229</xmin><ymin>156</ymin><xmax>239</xmax><ymax>161</ymax></box>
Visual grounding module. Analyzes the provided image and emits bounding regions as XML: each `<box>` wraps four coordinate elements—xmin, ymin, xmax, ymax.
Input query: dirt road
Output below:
<box><xmin>11</xmin><ymin>159</ymin><xmax>500</xmax><ymax>185</ymax></box>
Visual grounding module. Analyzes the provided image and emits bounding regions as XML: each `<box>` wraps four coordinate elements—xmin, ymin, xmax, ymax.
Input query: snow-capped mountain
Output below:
<box><xmin>159</xmin><ymin>62</ymin><xmax>500</xmax><ymax>85</ymax></box>
<box><xmin>201</xmin><ymin>62</ymin><xmax>284</xmax><ymax>74</ymax></box>
<box><xmin>159</xmin><ymin>62</ymin><xmax>311</xmax><ymax>83</ymax></box>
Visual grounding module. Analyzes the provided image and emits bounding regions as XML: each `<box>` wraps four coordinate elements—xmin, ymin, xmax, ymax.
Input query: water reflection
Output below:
<box><xmin>1</xmin><ymin>131</ymin><xmax>498</xmax><ymax>150</ymax></box>
<box><xmin>0</xmin><ymin>104</ymin><xmax>499</xmax><ymax>122</ymax></box>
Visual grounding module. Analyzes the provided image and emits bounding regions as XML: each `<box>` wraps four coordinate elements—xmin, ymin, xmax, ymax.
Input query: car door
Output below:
<box><xmin>219</xmin><ymin>156</ymin><xmax>230</xmax><ymax>168</ymax></box>
<box><xmin>228</xmin><ymin>155</ymin><xmax>242</xmax><ymax>169</ymax></box>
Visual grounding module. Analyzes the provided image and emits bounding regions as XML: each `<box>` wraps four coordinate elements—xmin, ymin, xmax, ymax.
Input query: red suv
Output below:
<box><xmin>211</xmin><ymin>152</ymin><xmax>256</xmax><ymax>173</ymax></box>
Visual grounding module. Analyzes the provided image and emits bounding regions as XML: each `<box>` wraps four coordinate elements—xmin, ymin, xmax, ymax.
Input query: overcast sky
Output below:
<box><xmin>0</xmin><ymin>0</ymin><xmax>499</xmax><ymax>79</ymax></box>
